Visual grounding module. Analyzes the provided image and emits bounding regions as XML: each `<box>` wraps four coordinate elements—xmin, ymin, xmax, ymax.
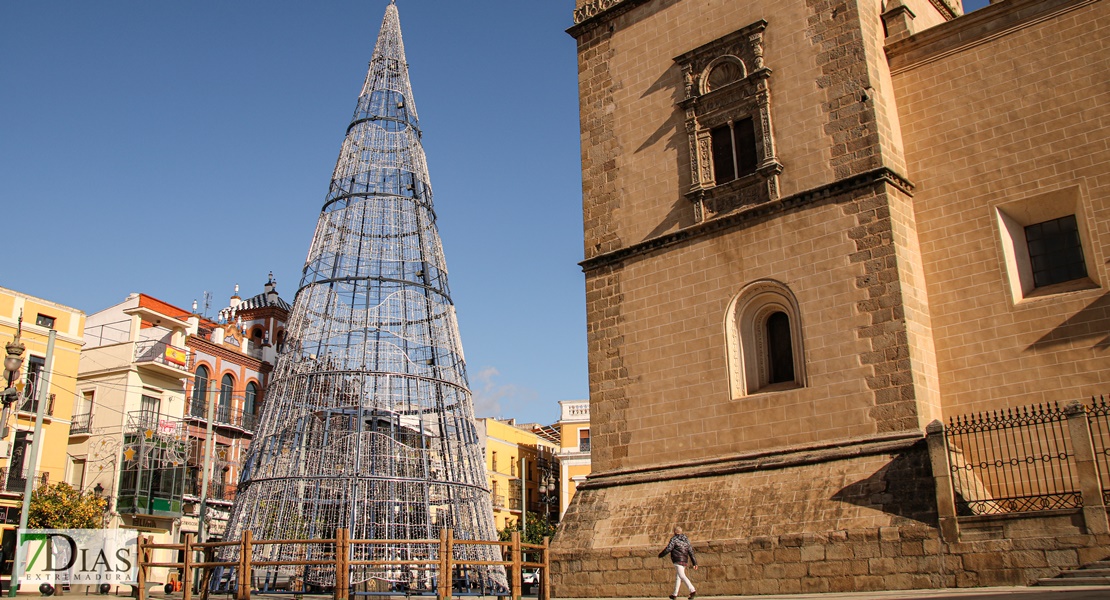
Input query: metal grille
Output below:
<box><xmin>223</xmin><ymin>3</ymin><xmax>504</xmax><ymax>592</ymax></box>
<box><xmin>945</xmin><ymin>402</ymin><xmax>1081</xmax><ymax>515</ymax></box>
<box><xmin>1088</xmin><ymin>395</ymin><xmax>1110</xmax><ymax>505</ymax></box>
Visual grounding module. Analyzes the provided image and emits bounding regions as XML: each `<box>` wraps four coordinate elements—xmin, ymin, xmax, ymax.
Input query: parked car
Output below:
<box><xmin>522</xmin><ymin>569</ymin><xmax>539</xmax><ymax>595</ymax></box>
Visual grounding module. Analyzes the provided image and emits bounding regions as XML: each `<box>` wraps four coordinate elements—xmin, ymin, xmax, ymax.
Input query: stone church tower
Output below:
<box><xmin>554</xmin><ymin>0</ymin><xmax>1110</xmax><ymax>594</ymax></box>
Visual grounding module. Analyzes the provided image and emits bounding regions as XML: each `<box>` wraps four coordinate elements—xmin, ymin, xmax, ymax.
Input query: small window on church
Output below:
<box><xmin>726</xmin><ymin>280</ymin><xmax>805</xmax><ymax>398</ymax></box>
<box><xmin>1025</xmin><ymin>215</ymin><xmax>1087</xmax><ymax>288</ymax></box>
<box><xmin>994</xmin><ymin>186</ymin><xmax>1098</xmax><ymax>302</ymax></box>
<box><xmin>710</xmin><ymin>118</ymin><xmax>757</xmax><ymax>185</ymax></box>
<box><xmin>766</xmin><ymin>311</ymin><xmax>795</xmax><ymax>384</ymax></box>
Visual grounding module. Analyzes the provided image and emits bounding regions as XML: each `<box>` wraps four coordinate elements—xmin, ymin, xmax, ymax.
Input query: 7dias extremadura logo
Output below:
<box><xmin>16</xmin><ymin>529</ymin><xmax>138</xmax><ymax>585</ymax></box>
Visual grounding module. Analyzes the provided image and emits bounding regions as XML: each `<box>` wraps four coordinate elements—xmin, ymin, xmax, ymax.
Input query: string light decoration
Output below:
<box><xmin>223</xmin><ymin>2</ymin><xmax>505</xmax><ymax>592</ymax></box>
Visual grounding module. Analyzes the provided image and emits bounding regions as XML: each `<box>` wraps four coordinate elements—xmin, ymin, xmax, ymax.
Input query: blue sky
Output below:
<box><xmin>0</xmin><ymin>1</ymin><xmax>992</xmax><ymax>426</ymax></box>
<box><xmin>1</xmin><ymin>1</ymin><xmax>584</xmax><ymax>425</ymax></box>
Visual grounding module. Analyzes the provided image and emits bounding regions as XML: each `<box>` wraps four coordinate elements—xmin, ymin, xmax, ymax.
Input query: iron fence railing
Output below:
<box><xmin>186</xmin><ymin>396</ymin><xmax>259</xmax><ymax>432</ymax></box>
<box><xmin>70</xmin><ymin>411</ymin><xmax>92</xmax><ymax>435</ymax></box>
<box><xmin>1088</xmin><ymin>395</ymin><xmax>1110</xmax><ymax>505</ymax></box>
<box><xmin>18</xmin><ymin>392</ymin><xmax>55</xmax><ymax>417</ymax></box>
<box><xmin>187</xmin><ymin>477</ymin><xmax>238</xmax><ymax>502</ymax></box>
<box><xmin>0</xmin><ymin>467</ymin><xmax>49</xmax><ymax>494</ymax></box>
<box><xmin>945</xmin><ymin>402</ymin><xmax>1080</xmax><ymax>515</ymax></box>
<box><xmin>133</xmin><ymin>339</ymin><xmax>193</xmax><ymax>372</ymax></box>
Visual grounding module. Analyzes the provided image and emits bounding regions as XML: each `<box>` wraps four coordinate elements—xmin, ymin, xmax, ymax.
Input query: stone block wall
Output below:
<box><xmin>552</xmin><ymin>524</ymin><xmax>1110</xmax><ymax>597</ymax></box>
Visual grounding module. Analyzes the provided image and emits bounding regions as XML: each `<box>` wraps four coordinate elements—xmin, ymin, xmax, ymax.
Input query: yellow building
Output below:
<box><xmin>551</xmin><ymin>400</ymin><xmax>591</xmax><ymax>517</ymax></box>
<box><xmin>0</xmin><ymin>287</ymin><xmax>86</xmax><ymax>537</ymax></box>
<box><xmin>477</xmin><ymin>418</ymin><xmax>559</xmax><ymax>531</ymax></box>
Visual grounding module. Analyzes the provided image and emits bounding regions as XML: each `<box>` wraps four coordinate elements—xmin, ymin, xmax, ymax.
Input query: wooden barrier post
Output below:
<box><xmin>238</xmin><ymin>531</ymin><xmax>253</xmax><ymax>600</ymax></box>
<box><xmin>200</xmin><ymin>543</ymin><xmax>214</xmax><ymax>600</ymax></box>
<box><xmin>334</xmin><ymin>529</ymin><xmax>349</xmax><ymax>600</ymax></box>
<box><xmin>182</xmin><ymin>534</ymin><xmax>193</xmax><ymax>600</ymax></box>
<box><xmin>510</xmin><ymin>530</ymin><xmax>521</xmax><ymax>600</ymax></box>
<box><xmin>539</xmin><ymin>536</ymin><xmax>549</xmax><ymax>600</ymax></box>
<box><xmin>437</xmin><ymin>529</ymin><xmax>448</xmax><ymax>600</ymax></box>
<box><xmin>136</xmin><ymin>536</ymin><xmax>148</xmax><ymax>600</ymax></box>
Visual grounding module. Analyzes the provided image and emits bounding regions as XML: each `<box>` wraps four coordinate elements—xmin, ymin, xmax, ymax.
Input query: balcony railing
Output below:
<box><xmin>133</xmin><ymin>340</ymin><xmax>193</xmax><ymax>372</ymax></box>
<box><xmin>185</xmin><ymin>397</ymin><xmax>259</xmax><ymax>432</ymax></box>
<box><xmin>186</xmin><ymin>477</ymin><xmax>238</xmax><ymax>502</ymax></box>
<box><xmin>70</xmin><ymin>411</ymin><xmax>92</xmax><ymax>435</ymax></box>
<box><xmin>0</xmin><ymin>468</ymin><xmax>48</xmax><ymax>494</ymax></box>
<box><xmin>492</xmin><ymin>494</ymin><xmax>506</xmax><ymax>508</ymax></box>
<box><xmin>18</xmin><ymin>392</ymin><xmax>55</xmax><ymax>417</ymax></box>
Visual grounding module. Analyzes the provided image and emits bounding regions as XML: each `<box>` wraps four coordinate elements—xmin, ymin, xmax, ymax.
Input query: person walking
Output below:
<box><xmin>658</xmin><ymin>526</ymin><xmax>697</xmax><ymax>599</ymax></box>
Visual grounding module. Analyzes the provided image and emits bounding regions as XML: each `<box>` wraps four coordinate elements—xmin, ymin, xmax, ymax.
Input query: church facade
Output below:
<box><xmin>553</xmin><ymin>0</ymin><xmax>1110</xmax><ymax>594</ymax></box>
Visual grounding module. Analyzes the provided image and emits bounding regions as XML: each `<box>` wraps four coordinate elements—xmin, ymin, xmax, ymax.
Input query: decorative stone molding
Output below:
<box><xmin>674</xmin><ymin>21</ymin><xmax>784</xmax><ymax>222</ymax></box>
<box><xmin>573</xmin><ymin>0</ymin><xmax>626</xmax><ymax>24</ymax></box>
<box><xmin>567</xmin><ymin>0</ymin><xmax>654</xmax><ymax>36</ymax></box>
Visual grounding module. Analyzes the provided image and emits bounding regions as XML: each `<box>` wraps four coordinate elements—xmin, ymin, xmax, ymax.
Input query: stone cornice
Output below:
<box><xmin>567</xmin><ymin>0</ymin><xmax>654</xmax><ymax>38</ymax></box>
<box><xmin>928</xmin><ymin>0</ymin><xmax>962</xmax><ymax>21</ymax></box>
<box><xmin>578</xmin><ymin>430</ymin><xmax>925</xmax><ymax>490</ymax></box>
<box><xmin>886</xmin><ymin>0</ymin><xmax>1097</xmax><ymax>74</ymax></box>
<box><xmin>579</xmin><ymin>167</ymin><xmax>914</xmax><ymax>273</ymax></box>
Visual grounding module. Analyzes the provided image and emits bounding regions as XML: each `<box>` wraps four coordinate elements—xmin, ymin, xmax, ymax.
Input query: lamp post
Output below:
<box><xmin>538</xmin><ymin>472</ymin><xmax>558</xmax><ymax>524</ymax></box>
<box><xmin>1</xmin><ymin>312</ymin><xmax>26</xmax><ymax>438</ymax></box>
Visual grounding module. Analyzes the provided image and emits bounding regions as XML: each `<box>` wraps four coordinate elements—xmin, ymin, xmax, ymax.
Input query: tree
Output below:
<box><xmin>28</xmin><ymin>483</ymin><xmax>107</xmax><ymax>529</ymax></box>
<box><xmin>498</xmin><ymin>512</ymin><xmax>556</xmax><ymax>545</ymax></box>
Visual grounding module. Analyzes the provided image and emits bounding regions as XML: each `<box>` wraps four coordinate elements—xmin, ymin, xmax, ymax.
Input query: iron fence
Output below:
<box><xmin>0</xmin><ymin>468</ymin><xmax>49</xmax><ymax>494</ymax></box>
<box><xmin>70</xmin><ymin>411</ymin><xmax>92</xmax><ymax>435</ymax></box>
<box><xmin>1088</xmin><ymin>395</ymin><xmax>1110</xmax><ymax>505</ymax></box>
<box><xmin>134</xmin><ymin>339</ymin><xmax>193</xmax><ymax>372</ymax></box>
<box><xmin>945</xmin><ymin>402</ymin><xmax>1080</xmax><ymax>515</ymax></box>
<box><xmin>187</xmin><ymin>397</ymin><xmax>259</xmax><ymax>432</ymax></box>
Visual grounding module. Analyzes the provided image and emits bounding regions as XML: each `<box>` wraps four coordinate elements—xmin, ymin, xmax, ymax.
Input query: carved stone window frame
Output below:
<box><xmin>674</xmin><ymin>20</ymin><xmax>783</xmax><ymax>223</ymax></box>
<box><xmin>724</xmin><ymin>279</ymin><xmax>806</xmax><ymax>399</ymax></box>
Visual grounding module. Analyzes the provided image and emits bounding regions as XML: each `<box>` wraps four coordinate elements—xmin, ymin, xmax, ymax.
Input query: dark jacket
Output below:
<box><xmin>658</xmin><ymin>534</ymin><xmax>697</xmax><ymax>566</ymax></box>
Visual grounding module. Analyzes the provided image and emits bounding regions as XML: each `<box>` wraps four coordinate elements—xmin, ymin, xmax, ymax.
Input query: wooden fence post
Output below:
<box><xmin>239</xmin><ymin>530</ymin><xmax>252</xmax><ymax>600</ymax></box>
<box><xmin>200</xmin><ymin>543</ymin><xmax>213</xmax><ymax>600</ymax></box>
<box><xmin>539</xmin><ymin>536</ymin><xmax>549</xmax><ymax>600</ymax></box>
<box><xmin>182</xmin><ymin>534</ymin><xmax>193</xmax><ymax>600</ymax></box>
<box><xmin>136</xmin><ymin>536</ymin><xmax>148</xmax><ymax>600</ymax></box>
<box><xmin>1065</xmin><ymin>401</ymin><xmax>1110</xmax><ymax>534</ymax></box>
<box><xmin>510</xmin><ymin>530</ymin><xmax>521</xmax><ymax>600</ymax></box>
<box><xmin>437</xmin><ymin>528</ymin><xmax>449</xmax><ymax>600</ymax></box>
<box><xmin>334</xmin><ymin>529</ymin><xmax>349</xmax><ymax>600</ymax></box>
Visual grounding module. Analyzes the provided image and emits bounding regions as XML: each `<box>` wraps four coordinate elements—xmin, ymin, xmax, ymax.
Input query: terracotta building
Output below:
<box><xmin>72</xmin><ymin>276</ymin><xmax>289</xmax><ymax>582</ymax></box>
<box><xmin>554</xmin><ymin>0</ymin><xmax>1109</xmax><ymax>595</ymax></box>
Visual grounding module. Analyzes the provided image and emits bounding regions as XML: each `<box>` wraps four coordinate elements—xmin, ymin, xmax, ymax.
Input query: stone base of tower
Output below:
<box><xmin>548</xmin><ymin>433</ymin><xmax>1110</xmax><ymax>597</ymax></box>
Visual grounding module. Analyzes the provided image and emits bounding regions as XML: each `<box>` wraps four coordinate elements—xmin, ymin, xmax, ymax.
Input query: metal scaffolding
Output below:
<box><xmin>224</xmin><ymin>2</ymin><xmax>505</xmax><ymax>592</ymax></box>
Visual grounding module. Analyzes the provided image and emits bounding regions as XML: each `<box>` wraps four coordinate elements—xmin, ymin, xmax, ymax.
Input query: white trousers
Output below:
<box><xmin>672</xmin><ymin>564</ymin><xmax>695</xmax><ymax>596</ymax></box>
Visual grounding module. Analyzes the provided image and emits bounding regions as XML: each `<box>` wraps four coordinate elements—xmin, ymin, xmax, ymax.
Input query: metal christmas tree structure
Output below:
<box><xmin>224</xmin><ymin>1</ymin><xmax>504</xmax><ymax>591</ymax></box>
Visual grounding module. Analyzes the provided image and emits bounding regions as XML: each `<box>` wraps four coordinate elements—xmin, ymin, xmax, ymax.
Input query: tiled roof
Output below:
<box><xmin>237</xmin><ymin>291</ymin><xmax>292</xmax><ymax>312</ymax></box>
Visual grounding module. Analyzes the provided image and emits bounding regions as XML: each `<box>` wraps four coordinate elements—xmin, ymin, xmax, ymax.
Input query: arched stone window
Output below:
<box><xmin>245</xmin><ymin>381</ymin><xmax>259</xmax><ymax>416</ymax></box>
<box><xmin>192</xmin><ymin>366</ymin><xmax>209</xmax><ymax>408</ymax></box>
<box><xmin>725</xmin><ymin>279</ymin><xmax>805</xmax><ymax>398</ymax></box>
<box><xmin>220</xmin><ymin>374</ymin><xmax>235</xmax><ymax>418</ymax></box>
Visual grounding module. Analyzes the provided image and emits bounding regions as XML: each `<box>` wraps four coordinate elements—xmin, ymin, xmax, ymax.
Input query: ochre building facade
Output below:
<box><xmin>554</xmin><ymin>0</ymin><xmax>1110</xmax><ymax>595</ymax></box>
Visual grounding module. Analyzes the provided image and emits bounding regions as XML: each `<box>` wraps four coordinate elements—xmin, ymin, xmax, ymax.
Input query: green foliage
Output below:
<box><xmin>28</xmin><ymin>483</ymin><xmax>107</xmax><ymax>529</ymax></box>
<box><xmin>497</xmin><ymin>512</ymin><xmax>556</xmax><ymax>545</ymax></box>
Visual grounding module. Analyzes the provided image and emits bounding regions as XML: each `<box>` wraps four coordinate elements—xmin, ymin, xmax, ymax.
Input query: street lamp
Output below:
<box><xmin>1</xmin><ymin>312</ymin><xmax>26</xmax><ymax>437</ymax></box>
<box><xmin>538</xmin><ymin>473</ymin><xmax>558</xmax><ymax>523</ymax></box>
